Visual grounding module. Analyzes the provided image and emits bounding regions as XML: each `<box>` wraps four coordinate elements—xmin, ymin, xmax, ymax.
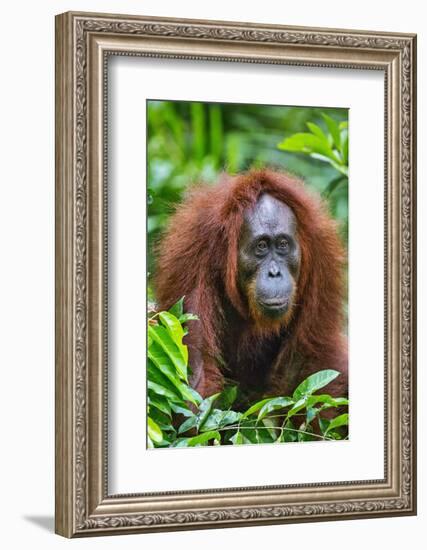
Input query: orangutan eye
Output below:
<box><xmin>277</xmin><ymin>238</ymin><xmax>289</xmax><ymax>251</ymax></box>
<box><xmin>256</xmin><ymin>240</ymin><xmax>268</xmax><ymax>254</ymax></box>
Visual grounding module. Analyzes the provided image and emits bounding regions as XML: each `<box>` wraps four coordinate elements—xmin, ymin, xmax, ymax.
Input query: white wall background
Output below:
<box><xmin>0</xmin><ymin>0</ymin><xmax>424</xmax><ymax>547</ymax></box>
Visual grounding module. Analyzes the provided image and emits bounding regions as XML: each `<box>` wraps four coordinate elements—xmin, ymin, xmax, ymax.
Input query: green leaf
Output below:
<box><xmin>148</xmin><ymin>343</ymin><xmax>185</xmax><ymax>388</ymax></box>
<box><xmin>148</xmin><ymin>324</ymin><xmax>187</xmax><ymax>381</ymax></box>
<box><xmin>257</xmin><ymin>397</ymin><xmax>294</xmax><ymax>420</ymax></box>
<box><xmin>306</xmin><ymin>406</ymin><xmax>318</xmax><ymax>424</ymax></box>
<box><xmin>325</xmin><ymin>413</ymin><xmax>349</xmax><ymax>434</ymax></box>
<box><xmin>216</xmin><ymin>385</ymin><xmax>238</xmax><ymax>409</ymax></box>
<box><xmin>242</xmin><ymin>397</ymin><xmax>275</xmax><ymax>419</ymax></box>
<box><xmin>170</xmin><ymin>402</ymin><xmax>194</xmax><ymax>417</ymax></box>
<box><xmin>297</xmin><ymin>422</ymin><xmax>315</xmax><ymax>442</ymax></box>
<box><xmin>197</xmin><ymin>393</ymin><xmax>220</xmax><ymax>429</ymax></box>
<box><xmin>278</xmin><ymin>133</ymin><xmax>336</xmax><ymax>162</ymax></box>
<box><xmin>318</xmin><ymin>417</ymin><xmax>330</xmax><ymax>435</ymax></box>
<box><xmin>185</xmin><ymin>386</ymin><xmax>203</xmax><ymax>406</ymax></box>
<box><xmin>159</xmin><ymin>311</ymin><xmax>188</xmax><ymax>366</ymax></box>
<box><xmin>149</xmin><ymin>406</ymin><xmax>172</xmax><ymax>428</ymax></box>
<box><xmin>148</xmin><ymin>394</ymin><xmax>172</xmax><ymax>418</ymax></box>
<box><xmin>147</xmin><ymin>380</ymin><xmax>182</xmax><ymax>403</ymax></box>
<box><xmin>306</xmin><ymin>121</ymin><xmax>328</xmax><ymax>141</ymax></box>
<box><xmin>168</xmin><ymin>297</ymin><xmax>184</xmax><ymax>318</ymax></box>
<box><xmin>148</xmin><ymin>347</ymin><xmax>196</xmax><ymax>404</ymax></box>
<box><xmin>200</xmin><ymin>409</ymin><xmax>242</xmax><ymax>432</ymax></box>
<box><xmin>147</xmin><ymin>417</ymin><xmax>163</xmax><ymax>444</ymax></box>
<box><xmin>178</xmin><ymin>414</ymin><xmax>198</xmax><ymax>434</ymax></box>
<box><xmin>262</xmin><ymin>417</ymin><xmax>280</xmax><ymax>441</ymax></box>
<box><xmin>306</xmin><ymin>394</ymin><xmax>349</xmax><ymax>408</ymax></box>
<box><xmin>280</xmin><ymin>419</ymin><xmax>297</xmax><ymax>443</ymax></box>
<box><xmin>230</xmin><ymin>431</ymin><xmax>244</xmax><ymax>445</ymax></box>
<box><xmin>322</xmin><ymin>113</ymin><xmax>341</xmax><ymax>151</ymax></box>
<box><xmin>286</xmin><ymin>397</ymin><xmax>307</xmax><ymax>418</ymax></box>
<box><xmin>147</xmin><ymin>361</ymin><xmax>183</xmax><ymax>400</ymax></box>
<box><xmin>148</xmin><ymin>360</ymin><xmax>199</xmax><ymax>405</ymax></box>
<box><xmin>293</xmin><ymin>370</ymin><xmax>340</xmax><ymax>400</ymax></box>
<box><xmin>187</xmin><ymin>431</ymin><xmax>221</xmax><ymax>447</ymax></box>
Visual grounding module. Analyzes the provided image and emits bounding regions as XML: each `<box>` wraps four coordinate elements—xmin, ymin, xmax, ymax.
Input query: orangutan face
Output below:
<box><xmin>238</xmin><ymin>193</ymin><xmax>301</xmax><ymax>323</ymax></box>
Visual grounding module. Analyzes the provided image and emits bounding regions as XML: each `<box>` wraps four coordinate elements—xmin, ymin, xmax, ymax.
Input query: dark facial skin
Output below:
<box><xmin>238</xmin><ymin>194</ymin><xmax>301</xmax><ymax>320</ymax></box>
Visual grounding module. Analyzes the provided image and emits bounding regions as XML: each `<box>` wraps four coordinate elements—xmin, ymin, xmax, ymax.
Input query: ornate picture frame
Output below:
<box><xmin>55</xmin><ymin>11</ymin><xmax>417</xmax><ymax>537</ymax></box>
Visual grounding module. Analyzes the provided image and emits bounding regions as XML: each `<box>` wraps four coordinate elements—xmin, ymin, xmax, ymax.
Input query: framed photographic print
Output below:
<box><xmin>55</xmin><ymin>11</ymin><xmax>417</xmax><ymax>537</ymax></box>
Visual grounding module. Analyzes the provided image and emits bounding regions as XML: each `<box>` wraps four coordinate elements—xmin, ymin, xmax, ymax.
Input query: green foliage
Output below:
<box><xmin>278</xmin><ymin>113</ymin><xmax>349</xmax><ymax>244</ymax></box>
<box><xmin>147</xmin><ymin>302</ymin><xmax>349</xmax><ymax>448</ymax></box>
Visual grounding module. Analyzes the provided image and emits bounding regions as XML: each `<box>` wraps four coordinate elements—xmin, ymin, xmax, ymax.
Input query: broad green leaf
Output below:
<box><xmin>187</xmin><ymin>431</ymin><xmax>221</xmax><ymax>447</ymax></box>
<box><xmin>242</xmin><ymin>397</ymin><xmax>275</xmax><ymax>419</ymax></box>
<box><xmin>148</xmin><ymin>324</ymin><xmax>187</xmax><ymax>380</ymax></box>
<box><xmin>147</xmin><ymin>380</ymin><xmax>182</xmax><ymax>403</ymax></box>
<box><xmin>149</xmin><ymin>407</ymin><xmax>173</xmax><ymax>431</ymax></box>
<box><xmin>197</xmin><ymin>393</ymin><xmax>220</xmax><ymax>429</ymax></box>
<box><xmin>278</xmin><ymin>133</ymin><xmax>336</xmax><ymax>162</ymax></box>
<box><xmin>306</xmin><ymin>121</ymin><xmax>328</xmax><ymax>141</ymax></box>
<box><xmin>325</xmin><ymin>413</ymin><xmax>349</xmax><ymax>434</ymax></box>
<box><xmin>159</xmin><ymin>310</ymin><xmax>188</xmax><ymax>366</ymax></box>
<box><xmin>306</xmin><ymin>394</ymin><xmax>349</xmax><ymax>408</ymax></box>
<box><xmin>318</xmin><ymin>417</ymin><xmax>330</xmax><ymax>435</ymax></box>
<box><xmin>306</xmin><ymin>406</ymin><xmax>318</xmax><ymax>424</ymax></box>
<box><xmin>148</xmin><ymin>360</ymin><xmax>197</xmax><ymax>405</ymax></box>
<box><xmin>147</xmin><ymin>417</ymin><xmax>163</xmax><ymax>444</ymax></box>
<box><xmin>216</xmin><ymin>385</ymin><xmax>238</xmax><ymax>409</ymax></box>
<box><xmin>238</xmin><ymin>419</ymin><xmax>276</xmax><ymax>444</ymax></box>
<box><xmin>297</xmin><ymin>422</ymin><xmax>315</xmax><ymax>442</ymax></box>
<box><xmin>280</xmin><ymin>419</ymin><xmax>298</xmax><ymax>443</ymax></box>
<box><xmin>148</xmin><ymin>343</ymin><xmax>186</xmax><ymax>390</ymax></box>
<box><xmin>185</xmin><ymin>386</ymin><xmax>203</xmax><ymax>406</ymax></box>
<box><xmin>148</xmin><ymin>348</ymin><xmax>197</xmax><ymax>404</ymax></box>
<box><xmin>328</xmin><ymin>397</ymin><xmax>349</xmax><ymax>406</ymax></box>
<box><xmin>178</xmin><ymin>414</ymin><xmax>198</xmax><ymax>434</ymax></box>
<box><xmin>230</xmin><ymin>431</ymin><xmax>244</xmax><ymax>445</ymax></box>
<box><xmin>168</xmin><ymin>297</ymin><xmax>184</xmax><ymax>318</ymax></box>
<box><xmin>322</xmin><ymin>113</ymin><xmax>341</xmax><ymax>151</ymax></box>
<box><xmin>200</xmin><ymin>409</ymin><xmax>242</xmax><ymax>432</ymax></box>
<box><xmin>256</xmin><ymin>424</ymin><xmax>277</xmax><ymax>444</ymax></box>
<box><xmin>148</xmin><ymin>394</ymin><xmax>172</xmax><ymax>418</ymax></box>
<box><xmin>170</xmin><ymin>402</ymin><xmax>194</xmax><ymax>417</ymax></box>
<box><xmin>262</xmin><ymin>417</ymin><xmax>280</xmax><ymax>441</ymax></box>
<box><xmin>147</xmin><ymin>361</ymin><xmax>183</xmax><ymax>399</ymax></box>
<box><xmin>286</xmin><ymin>397</ymin><xmax>307</xmax><ymax>418</ymax></box>
<box><xmin>257</xmin><ymin>397</ymin><xmax>294</xmax><ymax>420</ymax></box>
<box><xmin>293</xmin><ymin>370</ymin><xmax>340</xmax><ymax>400</ymax></box>
<box><xmin>171</xmin><ymin>438</ymin><xmax>192</xmax><ymax>448</ymax></box>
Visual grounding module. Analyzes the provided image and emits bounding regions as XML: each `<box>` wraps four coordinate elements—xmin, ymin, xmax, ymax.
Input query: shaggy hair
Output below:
<box><xmin>154</xmin><ymin>169</ymin><xmax>348</xmax><ymax>400</ymax></box>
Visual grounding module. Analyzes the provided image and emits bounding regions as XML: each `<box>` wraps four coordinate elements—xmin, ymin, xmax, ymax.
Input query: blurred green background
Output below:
<box><xmin>147</xmin><ymin>100</ymin><xmax>348</xmax><ymax>304</ymax></box>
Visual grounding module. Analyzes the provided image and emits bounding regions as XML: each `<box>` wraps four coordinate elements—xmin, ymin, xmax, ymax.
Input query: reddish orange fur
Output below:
<box><xmin>154</xmin><ymin>169</ymin><xmax>348</xmax><ymax>400</ymax></box>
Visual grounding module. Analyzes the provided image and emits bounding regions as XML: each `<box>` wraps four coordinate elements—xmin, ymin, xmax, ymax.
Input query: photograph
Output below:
<box><xmin>54</xmin><ymin>10</ymin><xmax>416</xmax><ymax>538</ymax></box>
<box><xmin>147</xmin><ymin>100</ymin><xmax>350</xmax><ymax>448</ymax></box>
